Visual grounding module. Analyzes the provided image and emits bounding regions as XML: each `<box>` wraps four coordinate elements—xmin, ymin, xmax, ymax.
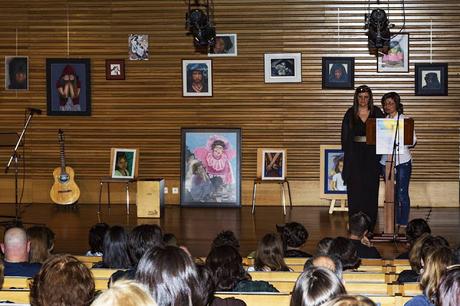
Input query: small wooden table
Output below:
<box><xmin>98</xmin><ymin>177</ymin><xmax>136</xmax><ymax>214</ymax></box>
<box><xmin>251</xmin><ymin>178</ymin><xmax>293</xmax><ymax>215</ymax></box>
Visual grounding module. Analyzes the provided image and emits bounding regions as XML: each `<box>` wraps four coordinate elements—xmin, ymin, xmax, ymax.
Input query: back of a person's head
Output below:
<box><xmin>323</xmin><ymin>295</ymin><xmax>376</xmax><ymax>306</ymax></box>
<box><xmin>316</xmin><ymin>237</ymin><xmax>334</xmax><ymax>256</ymax></box>
<box><xmin>30</xmin><ymin>254</ymin><xmax>95</xmax><ymax>306</ymax></box>
<box><xmin>304</xmin><ymin>255</ymin><xmax>343</xmax><ymax>280</ymax></box>
<box><xmin>136</xmin><ymin>245</ymin><xmax>202</xmax><ymax>306</ymax></box>
<box><xmin>420</xmin><ymin>246</ymin><xmax>453</xmax><ymax>302</ymax></box>
<box><xmin>195</xmin><ymin>264</ymin><xmax>214</xmax><ymax>306</ymax></box>
<box><xmin>128</xmin><ymin>224</ymin><xmax>163</xmax><ymax>265</ymax></box>
<box><xmin>211</xmin><ymin>230</ymin><xmax>240</xmax><ymax>251</ymax></box>
<box><xmin>282</xmin><ymin>222</ymin><xmax>309</xmax><ymax>248</ymax></box>
<box><xmin>437</xmin><ymin>265</ymin><xmax>460</xmax><ymax>306</ymax></box>
<box><xmin>409</xmin><ymin>233</ymin><xmax>449</xmax><ymax>273</ymax></box>
<box><xmin>254</xmin><ymin>233</ymin><xmax>289</xmax><ymax>271</ymax></box>
<box><xmin>26</xmin><ymin>226</ymin><xmax>55</xmax><ymax>264</ymax></box>
<box><xmin>417</xmin><ymin>235</ymin><xmax>450</xmax><ymax>273</ymax></box>
<box><xmin>2</xmin><ymin>226</ymin><xmax>28</xmax><ymax>260</ymax></box>
<box><xmin>103</xmin><ymin>225</ymin><xmax>131</xmax><ymax>269</ymax></box>
<box><xmin>405</xmin><ymin>219</ymin><xmax>431</xmax><ymax>245</ymax></box>
<box><xmin>88</xmin><ymin>223</ymin><xmax>109</xmax><ymax>254</ymax></box>
<box><xmin>329</xmin><ymin>237</ymin><xmax>360</xmax><ymax>270</ymax></box>
<box><xmin>348</xmin><ymin>212</ymin><xmax>370</xmax><ymax>238</ymax></box>
<box><xmin>290</xmin><ymin>266</ymin><xmax>346</xmax><ymax>306</ymax></box>
<box><xmin>163</xmin><ymin>233</ymin><xmax>178</xmax><ymax>246</ymax></box>
<box><xmin>91</xmin><ymin>280</ymin><xmax>156</xmax><ymax>306</ymax></box>
<box><xmin>454</xmin><ymin>246</ymin><xmax>460</xmax><ymax>265</ymax></box>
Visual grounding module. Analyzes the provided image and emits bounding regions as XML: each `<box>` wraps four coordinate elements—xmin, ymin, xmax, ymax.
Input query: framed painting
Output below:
<box><xmin>377</xmin><ymin>33</ymin><xmax>409</xmax><ymax>73</ymax></box>
<box><xmin>257</xmin><ymin>148</ymin><xmax>287</xmax><ymax>180</ymax></box>
<box><xmin>181</xmin><ymin>128</ymin><xmax>241</xmax><ymax>207</ymax></box>
<box><xmin>46</xmin><ymin>58</ymin><xmax>91</xmax><ymax>116</ymax></box>
<box><xmin>319</xmin><ymin>145</ymin><xmax>347</xmax><ymax>199</ymax></box>
<box><xmin>105</xmin><ymin>59</ymin><xmax>125</xmax><ymax>80</ymax></box>
<box><xmin>129</xmin><ymin>34</ymin><xmax>149</xmax><ymax>60</ymax></box>
<box><xmin>182</xmin><ymin>59</ymin><xmax>212</xmax><ymax>97</ymax></box>
<box><xmin>5</xmin><ymin>56</ymin><xmax>28</xmax><ymax>90</ymax></box>
<box><xmin>322</xmin><ymin>57</ymin><xmax>355</xmax><ymax>89</ymax></box>
<box><xmin>415</xmin><ymin>63</ymin><xmax>448</xmax><ymax>96</ymax></box>
<box><xmin>110</xmin><ymin>148</ymin><xmax>139</xmax><ymax>179</ymax></box>
<box><xmin>264</xmin><ymin>53</ymin><xmax>302</xmax><ymax>83</ymax></box>
<box><xmin>208</xmin><ymin>34</ymin><xmax>237</xmax><ymax>56</ymax></box>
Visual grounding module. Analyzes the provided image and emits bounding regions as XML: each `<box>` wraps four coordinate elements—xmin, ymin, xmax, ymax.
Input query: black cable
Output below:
<box><xmin>391</xmin><ymin>0</ymin><xmax>406</xmax><ymax>38</ymax></box>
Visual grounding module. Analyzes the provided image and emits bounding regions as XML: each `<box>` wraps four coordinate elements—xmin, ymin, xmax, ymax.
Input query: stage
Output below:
<box><xmin>0</xmin><ymin>204</ymin><xmax>458</xmax><ymax>258</ymax></box>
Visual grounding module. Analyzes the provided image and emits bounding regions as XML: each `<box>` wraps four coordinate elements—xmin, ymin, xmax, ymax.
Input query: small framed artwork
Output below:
<box><xmin>105</xmin><ymin>59</ymin><xmax>125</xmax><ymax>80</ymax></box>
<box><xmin>257</xmin><ymin>148</ymin><xmax>287</xmax><ymax>180</ymax></box>
<box><xmin>46</xmin><ymin>58</ymin><xmax>91</xmax><ymax>116</ymax></box>
<box><xmin>5</xmin><ymin>56</ymin><xmax>28</xmax><ymax>90</ymax></box>
<box><xmin>129</xmin><ymin>34</ymin><xmax>149</xmax><ymax>61</ymax></box>
<box><xmin>208</xmin><ymin>34</ymin><xmax>237</xmax><ymax>57</ymax></box>
<box><xmin>110</xmin><ymin>148</ymin><xmax>139</xmax><ymax>179</ymax></box>
<box><xmin>415</xmin><ymin>63</ymin><xmax>448</xmax><ymax>96</ymax></box>
<box><xmin>181</xmin><ymin>128</ymin><xmax>241</xmax><ymax>207</ymax></box>
<box><xmin>322</xmin><ymin>57</ymin><xmax>355</xmax><ymax>89</ymax></box>
<box><xmin>377</xmin><ymin>33</ymin><xmax>409</xmax><ymax>73</ymax></box>
<box><xmin>319</xmin><ymin>145</ymin><xmax>347</xmax><ymax>199</ymax></box>
<box><xmin>264</xmin><ymin>53</ymin><xmax>302</xmax><ymax>83</ymax></box>
<box><xmin>182</xmin><ymin>60</ymin><xmax>212</xmax><ymax>97</ymax></box>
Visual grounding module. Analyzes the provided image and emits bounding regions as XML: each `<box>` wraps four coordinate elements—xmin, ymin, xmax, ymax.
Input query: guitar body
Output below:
<box><xmin>50</xmin><ymin>166</ymin><xmax>80</xmax><ymax>205</ymax></box>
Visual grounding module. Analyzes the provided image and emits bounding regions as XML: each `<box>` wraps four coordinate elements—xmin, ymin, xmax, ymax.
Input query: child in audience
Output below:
<box><xmin>328</xmin><ymin>237</ymin><xmax>360</xmax><ymax>270</ymax></box>
<box><xmin>86</xmin><ymin>223</ymin><xmax>109</xmax><ymax>257</ymax></box>
<box><xmin>211</xmin><ymin>230</ymin><xmax>240</xmax><ymax>251</ymax></box>
<box><xmin>93</xmin><ymin>225</ymin><xmax>132</xmax><ymax>269</ymax></box>
<box><xmin>348</xmin><ymin>212</ymin><xmax>381</xmax><ymax>259</ymax></box>
<box><xmin>27</xmin><ymin>226</ymin><xmax>55</xmax><ymax>264</ymax></box>
<box><xmin>436</xmin><ymin>264</ymin><xmax>460</xmax><ymax>306</ymax></box>
<box><xmin>304</xmin><ymin>254</ymin><xmax>343</xmax><ymax>280</ymax></box>
<box><xmin>396</xmin><ymin>218</ymin><xmax>431</xmax><ymax>259</ymax></box>
<box><xmin>91</xmin><ymin>280</ymin><xmax>157</xmax><ymax>306</ymax></box>
<box><xmin>316</xmin><ymin>237</ymin><xmax>334</xmax><ymax>255</ymax></box>
<box><xmin>280</xmin><ymin>222</ymin><xmax>312</xmax><ymax>257</ymax></box>
<box><xmin>248</xmin><ymin>233</ymin><xmax>291</xmax><ymax>272</ymax></box>
<box><xmin>163</xmin><ymin>232</ymin><xmax>178</xmax><ymax>246</ymax></box>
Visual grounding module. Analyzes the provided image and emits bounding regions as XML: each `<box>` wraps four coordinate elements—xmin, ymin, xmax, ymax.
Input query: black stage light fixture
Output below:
<box><xmin>186</xmin><ymin>0</ymin><xmax>216</xmax><ymax>49</ymax></box>
<box><xmin>365</xmin><ymin>8</ymin><xmax>391</xmax><ymax>55</ymax></box>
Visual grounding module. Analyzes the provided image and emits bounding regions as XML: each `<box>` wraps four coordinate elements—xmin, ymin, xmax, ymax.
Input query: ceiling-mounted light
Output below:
<box><xmin>365</xmin><ymin>8</ymin><xmax>391</xmax><ymax>55</ymax></box>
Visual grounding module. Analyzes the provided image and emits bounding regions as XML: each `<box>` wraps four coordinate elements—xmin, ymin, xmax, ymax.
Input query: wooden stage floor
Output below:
<box><xmin>0</xmin><ymin>204</ymin><xmax>458</xmax><ymax>259</ymax></box>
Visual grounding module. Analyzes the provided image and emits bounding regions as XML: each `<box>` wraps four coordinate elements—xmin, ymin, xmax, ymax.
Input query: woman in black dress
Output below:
<box><xmin>341</xmin><ymin>85</ymin><xmax>384</xmax><ymax>233</ymax></box>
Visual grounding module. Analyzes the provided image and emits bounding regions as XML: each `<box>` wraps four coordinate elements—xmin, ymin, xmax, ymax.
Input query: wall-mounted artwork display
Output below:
<box><xmin>46</xmin><ymin>58</ymin><xmax>91</xmax><ymax>116</ymax></box>
<box><xmin>377</xmin><ymin>33</ymin><xmax>409</xmax><ymax>73</ymax></box>
<box><xmin>182</xmin><ymin>60</ymin><xmax>212</xmax><ymax>97</ymax></box>
<box><xmin>415</xmin><ymin>63</ymin><xmax>448</xmax><ymax>96</ymax></box>
<box><xmin>110</xmin><ymin>148</ymin><xmax>138</xmax><ymax>179</ymax></box>
<box><xmin>257</xmin><ymin>148</ymin><xmax>287</xmax><ymax>180</ymax></box>
<box><xmin>105</xmin><ymin>59</ymin><xmax>125</xmax><ymax>80</ymax></box>
<box><xmin>264</xmin><ymin>53</ymin><xmax>302</xmax><ymax>83</ymax></box>
<box><xmin>5</xmin><ymin>56</ymin><xmax>28</xmax><ymax>90</ymax></box>
<box><xmin>322</xmin><ymin>57</ymin><xmax>354</xmax><ymax>89</ymax></box>
<box><xmin>129</xmin><ymin>34</ymin><xmax>149</xmax><ymax>61</ymax></box>
<box><xmin>181</xmin><ymin>128</ymin><xmax>241</xmax><ymax>207</ymax></box>
<box><xmin>208</xmin><ymin>34</ymin><xmax>237</xmax><ymax>57</ymax></box>
<box><xmin>319</xmin><ymin>145</ymin><xmax>347</xmax><ymax>199</ymax></box>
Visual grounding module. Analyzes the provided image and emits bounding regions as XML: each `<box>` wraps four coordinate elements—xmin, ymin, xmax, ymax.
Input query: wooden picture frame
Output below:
<box><xmin>377</xmin><ymin>33</ymin><xmax>410</xmax><ymax>73</ymax></box>
<box><xmin>319</xmin><ymin>145</ymin><xmax>347</xmax><ymax>199</ymax></box>
<box><xmin>322</xmin><ymin>57</ymin><xmax>355</xmax><ymax>89</ymax></box>
<box><xmin>105</xmin><ymin>59</ymin><xmax>125</xmax><ymax>80</ymax></box>
<box><xmin>5</xmin><ymin>56</ymin><xmax>28</xmax><ymax>90</ymax></box>
<box><xmin>264</xmin><ymin>53</ymin><xmax>302</xmax><ymax>83</ymax></box>
<box><xmin>415</xmin><ymin>63</ymin><xmax>448</xmax><ymax>96</ymax></box>
<box><xmin>257</xmin><ymin>148</ymin><xmax>287</xmax><ymax>180</ymax></box>
<box><xmin>182</xmin><ymin>60</ymin><xmax>213</xmax><ymax>97</ymax></box>
<box><xmin>110</xmin><ymin>148</ymin><xmax>139</xmax><ymax>179</ymax></box>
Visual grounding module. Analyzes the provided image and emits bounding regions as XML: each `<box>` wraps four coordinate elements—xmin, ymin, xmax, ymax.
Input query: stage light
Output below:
<box><xmin>365</xmin><ymin>8</ymin><xmax>391</xmax><ymax>55</ymax></box>
<box><xmin>186</xmin><ymin>1</ymin><xmax>216</xmax><ymax>49</ymax></box>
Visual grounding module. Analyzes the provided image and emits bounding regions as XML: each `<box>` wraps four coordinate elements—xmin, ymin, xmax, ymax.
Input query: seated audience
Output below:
<box><xmin>211</xmin><ymin>230</ymin><xmax>240</xmax><ymax>251</ymax></box>
<box><xmin>26</xmin><ymin>225</ymin><xmax>55</xmax><ymax>264</ymax></box>
<box><xmin>248</xmin><ymin>233</ymin><xmax>291</xmax><ymax>272</ymax></box>
<box><xmin>453</xmin><ymin>245</ymin><xmax>460</xmax><ymax>264</ymax></box>
<box><xmin>206</xmin><ymin>245</ymin><xmax>278</xmax><ymax>292</ymax></box>
<box><xmin>91</xmin><ymin>280</ymin><xmax>157</xmax><ymax>306</ymax></box>
<box><xmin>136</xmin><ymin>245</ymin><xmax>203</xmax><ymax>306</ymax></box>
<box><xmin>1</xmin><ymin>226</ymin><xmax>41</xmax><ymax>277</ymax></box>
<box><xmin>93</xmin><ymin>225</ymin><xmax>132</xmax><ymax>269</ymax></box>
<box><xmin>30</xmin><ymin>254</ymin><xmax>95</xmax><ymax>306</ymax></box>
<box><xmin>316</xmin><ymin>237</ymin><xmax>334</xmax><ymax>255</ymax></box>
<box><xmin>324</xmin><ymin>295</ymin><xmax>376</xmax><ymax>306</ymax></box>
<box><xmin>86</xmin><ymin>223</ymin><xmax>109</xmax><ymax>256</ymax></box>
<box><xmin>348</xmin><ymin>212</ymin><xmax>381</xmax><ymax>259</ymax></box>
<box><xmin>436</xmin><ymin>264</ymin><xmax>460</xmax><ymax>306</ymax></box>
<box><xmin>328</xmin><ymin>237</ymin><xmax>360</xmax><ymax>270</ymax></box>
<box><xmin>163</xmin><ymin>232</ymin><xmax>178</xmax><ymax>246</ymax></box>
<box><xmin>290</xmin><ymin>266</ymin><xmax>346</xmax><ymax>306</ymax></box>
<box><xmin>281</xmin><ymin>222</ymin><xmax>312</xmax><ymax>257</ymax></box>
<box><xmin>304</xmin><ymin>254</ymin><xmax>343</xmax><ymax>279</ymax></box>
<box><xmin>0</xmin><ymin>259</ymin><xmax>4</xmax><ymax>288</ymax></box>
<box><xmin>396</xmin><ymin>218</ymin><xmax>431</xmax><ymax>259</ymax></box>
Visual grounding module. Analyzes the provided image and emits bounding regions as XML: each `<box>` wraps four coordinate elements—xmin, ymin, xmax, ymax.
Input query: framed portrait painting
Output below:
<box><xmin>182</xmin><ymin>60</ymin><xmax>212</xmax><ymax>97</ymax></box>
<box><xmin>377</xmin><ymin>33</ymin><xmax>409</xmax><ymax>73</ymax></box>
<box><xmin>5</xmin><ymin>56</ymin><xmax>28</xmax><ymax>90</ymax></box>
<box><xmin>322</xmin><ymin>57</ymin><xmax>354</xmax><ymax>89</ymax></box>
<box><xmin>46</xmin><ymin>58</ymin><xmax>91</xmax><ymax>116</ymax></box>
<box><xmin>208</xmin><ymin>34</ymin><xmax>237</xmax><ymax>57</ymax></box>
<box><xmin>257</xmin><ymin>148</ymin><xmax>287</xmax><ymax>180</ymax></box>
<box><xmin>264</xmin><ymin>53</ymin><xmax>302</xmax><ymax>83</ymax></box>
<box><xmin>415</xmin><ymin>63</ymin><xmax>448</xmax><ymax>96</ymax></box>
<box><xmin>319</xmin><ymin>145</ymin><xmax>347</xmax><ymax>199</ymax></box>
<box><xmin>181</xmin><ymin>128</ymin><xmax>241</xmax><ymax>207</ymax></box>
<box><xmin>105</xmin><ymin>59</ymin><xmax>125</xmax><ymax>80</ymax></box>
<box><xmin>129</xmin><ymin>34</ymin><xmax>149</xmax><ymax>61</ymax></box>
<box><xmin>110</xmin><ymin>148</ymin><xmax>138</xmax><ymax>179</ymax></box>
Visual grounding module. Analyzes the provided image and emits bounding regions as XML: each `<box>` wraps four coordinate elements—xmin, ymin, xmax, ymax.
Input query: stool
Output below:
<box><xmin>251</xmin><ymin>178</ymin><xmax>293</xmax><ymax>215</ymax></box>
<box><xmin>98</xmin><ymin>177</ymin><xmax>136</xmax><ymax>214</ymax></box>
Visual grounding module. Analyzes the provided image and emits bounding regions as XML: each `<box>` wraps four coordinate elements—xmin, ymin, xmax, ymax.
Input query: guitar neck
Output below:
<box><xmin>60</xmin><ymin>139</ymin><xmax>66</xmax><ymax>174</ymax></box>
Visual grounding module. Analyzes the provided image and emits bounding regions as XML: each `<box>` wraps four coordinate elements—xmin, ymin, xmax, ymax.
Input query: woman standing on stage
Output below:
<box><xmin>341</xmin><ymin>85</ymin><xmax>384</xmax><ymax>233</ymax></box>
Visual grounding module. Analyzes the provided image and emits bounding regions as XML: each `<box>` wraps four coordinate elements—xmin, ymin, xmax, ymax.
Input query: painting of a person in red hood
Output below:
<box><xmin>56</xmin><ymin>64</ymin><xmax>81</xmax><ymax>111</ymax></box>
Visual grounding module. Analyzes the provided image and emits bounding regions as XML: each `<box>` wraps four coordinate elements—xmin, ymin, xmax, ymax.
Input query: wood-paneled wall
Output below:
<box><xmin>0</xmin><ymin>0</ymin><xmax>459</xmax><ymax>206</ymax></box>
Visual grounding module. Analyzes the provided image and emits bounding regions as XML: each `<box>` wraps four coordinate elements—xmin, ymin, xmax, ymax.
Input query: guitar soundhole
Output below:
<box><xmin>59</xmin><ymin>174</ymin><xmax>70</xmax><ymax>183</ymax></box>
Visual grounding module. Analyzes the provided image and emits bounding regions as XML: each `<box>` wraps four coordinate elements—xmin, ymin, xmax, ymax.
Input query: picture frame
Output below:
<box><xmin>181</xmin><ymin>128</ymin><xmax>241</xmax><ymax>207</ymax></box>
<box><xmin>257</xmin><ymin>148</ymin><xmax>287</xmax><ymax>180</ymax></box>
<box><xmin>182</xmin><ymin>59</ymin><xmax>213</xmax><ymax>97</ymax></box>
<box><xmin>377</xmin><ymin>33</ymin><xmax>409</xmax><ymax>73</ymax></box>
<box><xmin>264</xmin><ymin>53</ymin><xmax>302</xmax><ymax>83</ymax></box>
<box><xmin>105</xmin><ymin>59</ymin><xmax>125</xmax><ymax>80</ymax></box>
<box><xmin>319</xmin><ymin>145</ymin><xmax>347</xmax><ymax>199</ymax></box>
<box><xmin>415</xmin><ymin>63</ymin><xmax>448</xmax><ymax>96</ymax></box>
<box><xmin>322</xmin><ymin>57</ymin><xmax>355</xmax><ymax>89</ymax></box>
<box><xmin>5</xmin><ymin>56</ymin><xmax>28</xmax><ymax>90</ymax></box>
<box><xmin>110</xmin><ymin>148</ymin><xmax>139</xmax><ymax>179</ymax></box>
<box><xmin>46</xmin><ymin>58</ymin><xmax>91</xmax><ymax>116</ymax></box>
<box><xmin>208</xmin><ymin>34</ymin><xmax>237</xmax><ymax>57</ymax></box>
<box><xmin>128</xmin><ymin>34</ymin><xmax>149</xmax><ymax>61</ymax></box>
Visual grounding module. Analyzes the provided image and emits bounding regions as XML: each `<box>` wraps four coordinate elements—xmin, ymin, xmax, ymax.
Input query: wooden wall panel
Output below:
<box><xmin>0</xmin><ymin>0</ymin><xmax>459</xmax><ymax>205</ymax></box>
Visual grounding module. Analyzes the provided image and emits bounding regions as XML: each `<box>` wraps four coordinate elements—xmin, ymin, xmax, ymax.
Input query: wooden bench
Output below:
<box><xmin>399</xmin><ymin>282</ymin><xmax>422</xmax><ymax>296</ymax></box>
<box><xmin>249</xmin><ymin>271</ymin><xmax>390</xmax><ymax>283</ymax></box>
<box><xmin>75</xmin><ymin>255</ymin><xmax>102</xmax><ymax>268</ymax></box>
<box><xmin>0</xmin><ymin>290</ymin><xmax>30</xmax><ymax>304</ymax></box>
<box><xmin>2</xmin><ymin>277</ymin><xmax>31</xmax><ymax>289</ymax></box>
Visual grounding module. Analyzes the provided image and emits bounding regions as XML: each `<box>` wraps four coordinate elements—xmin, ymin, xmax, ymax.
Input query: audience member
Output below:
<box><xmin>30</xmin><ymin>254</ymin><xmax>95</xmax><ymax>306</ymax></box>
<box><xmin>163</xmin><ymin>232</ymin><xmax>178</xmax><ymax>246</ymax></box>
<box><xmin>324</xmin><ymin>295</ymin><xmax>376</xmax><ymax>306</ymax></box>
<box><xmin>316</xmin><ymin>237</ymin><xmax>334</xmax><ymax>255</ymax></box>
<box><xmin>211</xmin><ymin>230</ymin><xmax>240</xmax><ymax>251</ymax></box>
<box><xmin>290</xmin><ymin>266</ymin><xmax>346</xmax><ymax>306</ymax></box>
<box><xmin>0</xmin><ymin>259</ymin><xmax>4</xmax><ymax>289</ymax></box>
<box><xmin>452</xmin><ymin>246</ymin><xmax>460</xmax><ymax>265</ymax></box>
<box><xmin>91</xmin><ymin>280</ymin><xmax>157</xmax><ymax>306</ymax></box>
<box><xmin>396</xmin><ymin>218</ymin><xmax>431</xmax><ymax>259</ymax></box>
<box><xmin>1</xmin><ymin>227</ymin><xmax>41</xmax><ymax>277</ymax></box>
<box><xmin>93</xmin><ymin>225</ymin><xmax>132</xmax><ymax>269</ymax></box>
<box><xmin>328</xmin><ymin>237</ymin><xmax>360</xmax><ymax>270</ymax></box>
<box><xmin>26</xmin><ymin>226</ymin><xmax>55</xmax><ymax>264</ymax></box>
<box><xmin>281</xmin><ymin>222</ymin><xmax>312</xmax><ymax>257</ymax></box>
<box><xmin>348</xmin><ymin>212</ymin><xmax>381</xmax><ymax>259</ymax></box>
<box><xmin>304</xmin><ymin>254</ymin><xmax>343</xmax><ymax>279</ymax></box>
<box><xmin>436</xmin><ymin>264</ymin><xmax>460</xmax><ymax>306</ymax></box>
<box><xmin>249</xmin><ymin>233</ymin><xmax>291</xmax><ymax>272</ymax></box>
<box><xmin>86</xmin><ymin>223</ymin><xmax>109</xmax><ymax>256</ymax></box>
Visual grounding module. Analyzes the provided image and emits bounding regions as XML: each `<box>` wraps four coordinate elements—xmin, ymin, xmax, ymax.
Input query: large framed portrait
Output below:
<box><xmin>181</xmin><ymin>128</ymin><xmax>241</xmax><ymax>207</ymax></box>
<box><xmin>182</xmin><ymin>60</ymin><xmax>212</xmax><ymax>97</ymax></box>
<box><xmin>319</xmin><ymin>145</ymin><xmax>347</xmax><ymax>199</ymax></box>
<box><xmin>415</xmin><ymin>63</ymin><xmax>448</xmax><ymax>96</ymax></box>
<box><xmin>5</xmin><ymin>56</ymin><xmax>28</xmax><ymax>90</ymax></box>
<box><xmin>208</xmin><ymin>34</ymin><xmax>237</xmax><ymax>57</ymax></box>
<box><xmin>110</xmin><ymin>148</ymin><xmax>139</xmax><ymax>179</ymax></box>
<box><xmin>129</xmin><ymin>34</ymin><xmax>149</xmax><ymax>61</ymax></box>
<box><xmin>46</xmin><ymin>58</ymin><xmax>91</xmax><ymax>116</ymax></box>
<box><xmin>377</xmin><ymin>33</ymin><xmax>409</xmax><ymax>73</ymax></box>
<box><xmin>257</xmin><ymin>148</ymin><xmax>287</xmax><ymax>180</ymax></box>
<box><xmin>264</xmin><ymin>53</ymin><xmax>302</xmax><ymax>83</ymax></box>
<box><xmin>105</xmin><ymin>59</ymin><xmax>125</xmax><ymax>80</ymax></box>
<box><xmin>322</xmin><ymin>57</ymin><xmax>354</xmax><ymax>89</ymax></box>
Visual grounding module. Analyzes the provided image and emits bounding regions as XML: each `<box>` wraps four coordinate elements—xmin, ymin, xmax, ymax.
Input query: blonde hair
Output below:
<box><xmin>420</xmin><ymin>246</ymin><xmax>453</xmax><ymax>302</ymax></box>
<box><xmin>91</xmin><ymin>280</ymin><xmax>157</xmax><ymax>306</ymax></box>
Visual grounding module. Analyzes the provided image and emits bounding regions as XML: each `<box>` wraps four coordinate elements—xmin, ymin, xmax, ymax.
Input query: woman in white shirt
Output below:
<box><xmin>380</xmin><ymin>92</ymin><xmax>416</xmax><ymax>229</ymax></box>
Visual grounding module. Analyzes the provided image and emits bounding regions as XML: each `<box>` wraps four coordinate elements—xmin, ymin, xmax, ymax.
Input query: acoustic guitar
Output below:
<box><xmin>50</xmin><ymin>129</ymin><xmax>80</xmax><ymax>205</ymax></box>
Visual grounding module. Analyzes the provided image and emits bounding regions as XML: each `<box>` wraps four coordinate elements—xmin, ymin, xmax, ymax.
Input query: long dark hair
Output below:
<box><xmin>352</xmin><ymin>85</ymin><xmax>375</xmax><ymax>126</ymax></box>
<box><xmin>254</xmin><ymin>233</ymin><xmax>290</xmax><ymax>271</ymax></box>
<box><xmin>128</xmin><ymin>224</ymin><xmax>163</xmax><ymax>265</ymax></box>
<box><xmin>381</xmin><ymin>91</ymin><xmax>404</xmax><ymax>115</ymax></box>
<box><xmin>102</xmin><ymin>226</ymin><xmax>132</xmax><ymax>269</ymax></box>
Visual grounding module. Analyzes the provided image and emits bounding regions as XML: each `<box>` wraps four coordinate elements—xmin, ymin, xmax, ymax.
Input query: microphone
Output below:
<box><xmin>27</xmin><ymin>108</ymin><xmax>42</xmax><ymax>115</ymax></box>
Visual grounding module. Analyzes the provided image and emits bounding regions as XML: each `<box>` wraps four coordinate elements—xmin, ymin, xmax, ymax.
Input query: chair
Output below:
<box><xmin>98</xmin><ymin>177</ymin><xmax>136</xmax><ymax>214</ymax></box>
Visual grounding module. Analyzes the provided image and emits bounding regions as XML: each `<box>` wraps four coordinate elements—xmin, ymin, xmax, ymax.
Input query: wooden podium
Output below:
<box><xmin>366</xmin><ymin>118</ymin><xmax>414</xmax><ymax>238</ymax></box>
